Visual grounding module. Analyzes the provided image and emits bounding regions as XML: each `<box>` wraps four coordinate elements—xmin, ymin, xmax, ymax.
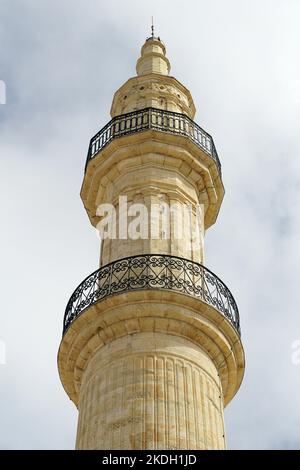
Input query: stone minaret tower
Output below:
<box><xmin>58</xmin><ymin>34</ymin><xmax>245</xmax><ymax>450</ymax></box>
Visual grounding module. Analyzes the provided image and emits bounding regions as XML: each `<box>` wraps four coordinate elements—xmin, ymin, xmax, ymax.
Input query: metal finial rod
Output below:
<box><xmin>151</xmin><ymin>16</ymin><xmax>154</xmax><ymax>38</ymax></box>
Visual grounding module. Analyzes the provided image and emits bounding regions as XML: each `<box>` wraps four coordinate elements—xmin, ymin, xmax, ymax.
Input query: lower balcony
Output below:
<box><xmin>63</xmin><ymin>254</ymin><xmax>240</xmax><ymax>336</ymax></box>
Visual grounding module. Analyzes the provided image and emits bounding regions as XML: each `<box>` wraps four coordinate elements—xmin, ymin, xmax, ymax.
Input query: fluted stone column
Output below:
<box><xmin>76</xmin><ymin>334</ymin><xmax>225</xmax><ymax>450</ymax></box>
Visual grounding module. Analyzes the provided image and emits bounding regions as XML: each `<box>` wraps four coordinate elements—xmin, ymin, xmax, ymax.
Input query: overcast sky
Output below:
<box><xmin>0</xmin><ymin>0</ymin><xmax>300</xmax><ymax>450</ymax></box>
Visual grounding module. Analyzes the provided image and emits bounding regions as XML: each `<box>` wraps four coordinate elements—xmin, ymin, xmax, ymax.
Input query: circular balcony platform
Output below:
<box><xmin>63</xmin><ymin>254</ymin><xmax>240</xmax><ymax>336</ymax></box>
<box><xmin>85</xmin><ymin>107</ymin><xmax>221</xmax><ymax>174</ymax></box>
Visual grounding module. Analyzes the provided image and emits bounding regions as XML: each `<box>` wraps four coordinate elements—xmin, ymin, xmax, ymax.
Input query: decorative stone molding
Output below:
<box><xmin>111</xmin><ymin>75</ymin><xmax>196</xmax><ymax>118</ymax></box>
<box><xmin>58</xmin><ymin>290</ymin><xmax>244</xmax><ymax>409</ymax></box>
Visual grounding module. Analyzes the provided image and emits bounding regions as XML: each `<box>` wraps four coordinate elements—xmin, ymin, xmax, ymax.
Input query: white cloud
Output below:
<box><xmin>1</xmin><ymin>0</ymin><xmax>300</xmax><ymax>449</ymax></box>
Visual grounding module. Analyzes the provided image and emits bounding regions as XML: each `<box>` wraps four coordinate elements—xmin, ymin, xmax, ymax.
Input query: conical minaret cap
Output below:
<box><xmin>110</xmin><ymin>36</ymin><xmax>196</xmax><ymax>119</ymax></box>
<box><xmin>136</xmin><ymin>37</ymin><xmax>171</xmax><ymax>76</ymax></box>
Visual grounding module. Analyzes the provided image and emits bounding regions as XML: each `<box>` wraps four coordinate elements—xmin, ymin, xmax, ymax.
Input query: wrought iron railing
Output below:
<box><xmin>63</xmin><ymin>254</ymin><xmax>240</xmax><ymax>335</ymax></box>
<box><xmin>85</xmin><ymin>108</ymin><xmax>221</xmax><ymax>174</ymax></box>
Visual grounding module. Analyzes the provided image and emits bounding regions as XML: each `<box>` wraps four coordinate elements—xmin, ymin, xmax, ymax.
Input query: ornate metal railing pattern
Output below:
<box><xmin>85</xmin><ymin>107</ymin><xmax>221</xmax><ymax>173</ymax></box>
<box><xmin>63</xmin><ymin>254</ymin><xmax>240</xmax><ymax>335</ymax></box>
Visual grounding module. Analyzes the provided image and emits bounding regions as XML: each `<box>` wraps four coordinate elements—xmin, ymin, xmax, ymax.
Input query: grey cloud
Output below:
<box><xmin>1</xmin><ymin>0</ymin><xmax>300</xmax><ymax>449</ymax></box>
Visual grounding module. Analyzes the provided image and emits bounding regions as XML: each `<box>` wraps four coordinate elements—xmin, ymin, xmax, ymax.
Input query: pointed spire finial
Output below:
<box><xmin>136</xmin><ymin>33</ymin><xmax>170</xmax><ymax>76</ymax></box>
<box><xmin>151</xmin><ymin>16</ymin><xmax>154</xmax><ymax>38</ymax></box>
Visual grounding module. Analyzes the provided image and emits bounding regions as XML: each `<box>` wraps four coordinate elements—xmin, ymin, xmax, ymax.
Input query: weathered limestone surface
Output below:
<box><xmin>81</xmin><ymin>134</ymin><xmax>224</xmax><ymax>266</ymax></box>
<box><xmin>58</xmin><ymin>36</ymin><xmax>245</xmax><ymax>450</ymax></box>
<box><xmin>111</xmin><ymin>38</ymin><xmax>195</xmax><ymax>118</ymax></box>
<box><xmin>58</xmin><ymin>291</ymin><xmax>244</xmax><ymax>450</ymax></box>
<box><xmin>76</xmin><ymin>333</ymin><xmax>225</xmax><ymax>450</ymax></box>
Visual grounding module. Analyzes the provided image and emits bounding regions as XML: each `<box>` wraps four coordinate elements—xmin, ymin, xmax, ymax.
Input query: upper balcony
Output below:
<box><xmin>85</xmin><ymin>107</ymin><xmax>221</xmax><ymax>175</ymax></box>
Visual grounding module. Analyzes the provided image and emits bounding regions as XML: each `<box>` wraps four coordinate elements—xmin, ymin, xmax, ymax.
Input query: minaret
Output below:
<box><xmin>58</xmin><ymin>34</ymin><xmax>245</xmax><ymax>450</ymax></box>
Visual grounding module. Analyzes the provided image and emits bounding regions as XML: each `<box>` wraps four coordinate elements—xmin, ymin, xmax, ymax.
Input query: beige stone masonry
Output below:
<box><xmin>58</xmin><ymin>36</ymin><xmax>245</xmax><ymax>450</ymax></box>
<box><xmin>58</xmin><ymin>290</ymin><xmax>244</xmax><ymax>449</ymax></box>
<box><xmin>111</xmin><ymin>38</ymin><xmax>195</xmax><ymax>118</ymax></box>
